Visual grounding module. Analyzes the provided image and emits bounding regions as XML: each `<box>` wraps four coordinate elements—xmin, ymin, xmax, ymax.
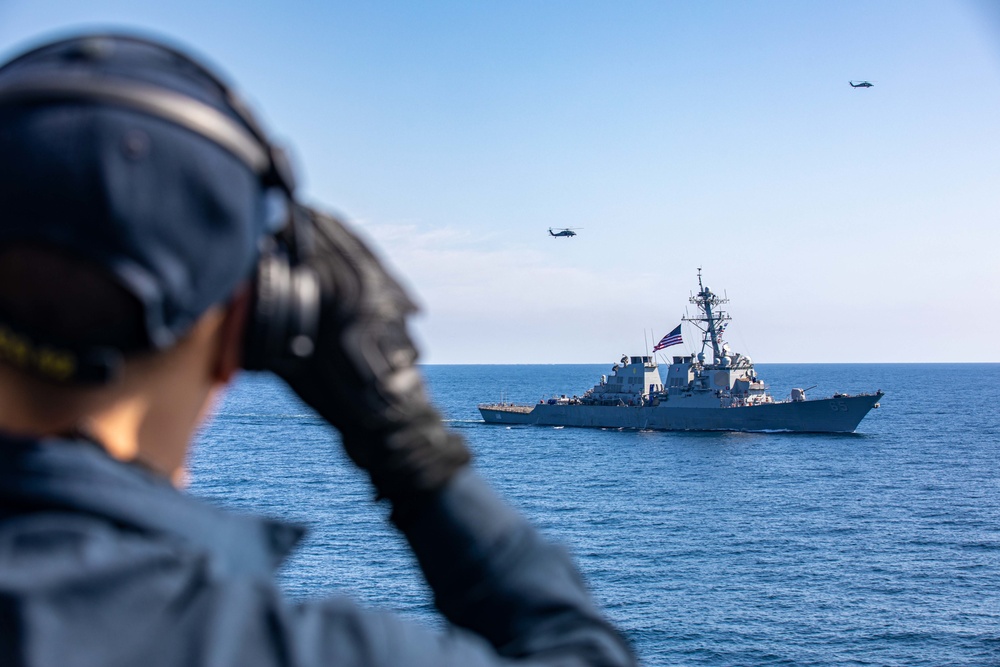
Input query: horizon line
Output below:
<box><xmin>417</xmin><ymin>361</ymin><xmax>999</xmax><ymax>366</ymax></box>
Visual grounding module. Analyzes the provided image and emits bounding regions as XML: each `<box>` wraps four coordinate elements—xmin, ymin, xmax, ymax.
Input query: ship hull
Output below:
<box><xmin>480</xmin><ymin>393</ymin><xmax>882</xmax><ymax>434</ymax></box>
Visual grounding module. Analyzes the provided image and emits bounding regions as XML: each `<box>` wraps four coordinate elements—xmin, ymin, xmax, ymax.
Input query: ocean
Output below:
<box><xmin>191</xmin><ymin>364</ymin><xmax>1000</xmax><ymax>666</ymax></box>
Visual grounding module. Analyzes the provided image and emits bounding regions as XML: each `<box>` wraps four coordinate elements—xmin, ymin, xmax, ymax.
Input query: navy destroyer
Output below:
<box><xmin>479</xmin><ymin>271</ymin><xmax>883</xmax><ymax>433</ymax></box>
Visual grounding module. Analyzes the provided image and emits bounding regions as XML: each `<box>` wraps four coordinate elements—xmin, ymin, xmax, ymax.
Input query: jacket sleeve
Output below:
<box><xmin>398</xmin><ymin>468</ymin><xmax>636</xmax><ymax>666</ymax></box>
<box><xmin>286</xmin><ymin>468</ymin><xmax>636</xmax><ymax>667</ymax></box>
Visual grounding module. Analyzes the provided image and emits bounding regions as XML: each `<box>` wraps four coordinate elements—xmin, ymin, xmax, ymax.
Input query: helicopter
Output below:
<box><xmin>849</xmin><ymin>80</ymin><xmax>874</xmax><ymax>88</ymax></box>
<box><xmin>548</xmin><ymin>227</ymin><xmax>581</xmax><ymax>238</ymax></box>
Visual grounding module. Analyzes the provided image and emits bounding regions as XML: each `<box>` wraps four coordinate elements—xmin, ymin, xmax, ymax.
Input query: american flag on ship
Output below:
<box><xmin>653</xmin><ymin>324</ymin><xmax>683</xmax><ymax>351</ymax></box>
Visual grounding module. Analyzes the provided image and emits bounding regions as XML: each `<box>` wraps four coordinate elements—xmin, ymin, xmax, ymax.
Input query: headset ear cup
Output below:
<box><xmin>287</xmin><ymin>265</ymin><xmax>320</xmax><ymax>360</ymax></box>
<box><xmin>243</xmin><ymin>252</ymin><xmax>286</xmax><ymax>371</ymax></box>
<box><xmin>242</xmin><ymin>251</ymin><xmax>319</xmax><ymax>372</ymax></box>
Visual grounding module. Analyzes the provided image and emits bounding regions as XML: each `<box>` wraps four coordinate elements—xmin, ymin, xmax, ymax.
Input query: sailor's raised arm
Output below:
<box><xmin>398</xmin><ymin>469</ymin><xmax>635</xmax><ymax>665</ymax></box>
<box><xmin>275</xmin><ymin>206</ymin><xmax>635</xmax><ymax>666</ymax></box>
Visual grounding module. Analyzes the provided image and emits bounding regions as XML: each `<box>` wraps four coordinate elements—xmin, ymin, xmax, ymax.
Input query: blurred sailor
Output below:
<box><xmin>0</xmin><ymin>33</ymin><xmax>636</xmax><ymax>666</ymax></box>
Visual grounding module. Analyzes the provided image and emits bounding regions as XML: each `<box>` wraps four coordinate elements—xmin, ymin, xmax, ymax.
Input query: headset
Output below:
<box><xmin>0</xmin><ymin>34</ymin><xmax>320</xmax><ymax>379</ymax></box>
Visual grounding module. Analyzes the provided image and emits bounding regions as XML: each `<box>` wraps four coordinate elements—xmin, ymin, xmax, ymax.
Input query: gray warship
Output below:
<box><xmin>479</xmin><ymin>271</ymin><xmax>883</xmax><ymax>433</ymax></box>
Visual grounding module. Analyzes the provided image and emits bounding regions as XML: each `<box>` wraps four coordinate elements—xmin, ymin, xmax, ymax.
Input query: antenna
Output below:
<box><xmin>682</xmin><ymin>269</ymin><xmax>731</xmax><ymax>365</ymax></box>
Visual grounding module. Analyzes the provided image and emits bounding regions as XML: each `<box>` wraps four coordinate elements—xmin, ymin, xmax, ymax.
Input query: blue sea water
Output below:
<box><xmin>191</xmin><ymin>364</ymin><xmax>1000</xmax><ymax>666</ymax></box>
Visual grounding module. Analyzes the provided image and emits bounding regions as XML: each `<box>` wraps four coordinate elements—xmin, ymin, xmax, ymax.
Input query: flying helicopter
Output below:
<box><xmin>849</xmin><ymin>80</ymin><xmax>874</xmax><ymax>88</ymax></box>
<box><xmin>548</xmin><ymin>227</ymin><xmax>581</xmax><ymax>238</ymax></box>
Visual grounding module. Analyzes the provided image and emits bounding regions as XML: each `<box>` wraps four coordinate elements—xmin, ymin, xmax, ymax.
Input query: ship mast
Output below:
<box><xmin>682</xmin><ymin>268</ymin><xmax>731</xmax><ymax>365</ymax></box>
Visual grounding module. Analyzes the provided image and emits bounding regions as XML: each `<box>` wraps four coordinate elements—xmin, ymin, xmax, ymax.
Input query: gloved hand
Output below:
<box><xmin>276</xmin><ymin>205</ymin><xmax>470</xmax><ymax>513</ymax></box>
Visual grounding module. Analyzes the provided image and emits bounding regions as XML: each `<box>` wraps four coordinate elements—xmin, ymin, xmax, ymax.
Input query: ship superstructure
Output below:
<box><xmin>663</xmin><ymin>270</ymin><xmax>771</xmax><ymax>408</ymax></box>
<box><xmin>479</xmin><ymin>271</ymin><xmax>882</xmax><ymax>433</ymax></box>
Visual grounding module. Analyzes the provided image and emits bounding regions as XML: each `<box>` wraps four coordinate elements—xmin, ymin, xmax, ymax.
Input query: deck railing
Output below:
<box><xmin>478</xmin><ymin>403</ymin><xmax>535</xmax><ymax>414</ymax></box>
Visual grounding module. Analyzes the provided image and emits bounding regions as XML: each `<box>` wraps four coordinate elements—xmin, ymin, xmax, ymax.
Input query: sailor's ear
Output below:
<box><xmin>212</xmin><ymin>283</ymin><xmax>252</xmax><ymax>384</ymax></box>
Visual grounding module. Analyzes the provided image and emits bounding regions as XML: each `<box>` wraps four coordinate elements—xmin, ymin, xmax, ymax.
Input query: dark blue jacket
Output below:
<box><xmin>0</xmin><ymin>434</ymin><xmax>635</xmax><ymax>666</ymax></box>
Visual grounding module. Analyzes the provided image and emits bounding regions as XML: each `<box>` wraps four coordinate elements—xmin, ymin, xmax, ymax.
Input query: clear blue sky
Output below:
<box><xmin>3</xmin><ymin>1</ymin><xmax>998</xmax><ymax>363</ymax></box>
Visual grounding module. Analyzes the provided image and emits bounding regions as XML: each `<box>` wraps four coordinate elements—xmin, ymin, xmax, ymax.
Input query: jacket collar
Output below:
<box><xmin>0</xmin><ymin>432</ymin><xmax>305</xmax><ymax>577</ymax></box>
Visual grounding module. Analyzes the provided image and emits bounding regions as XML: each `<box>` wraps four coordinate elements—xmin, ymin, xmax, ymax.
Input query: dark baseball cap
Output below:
<box><xmin>0</xmin><ymin>33</ymin><xmax>290</xmax><ymax>353</ymax></box>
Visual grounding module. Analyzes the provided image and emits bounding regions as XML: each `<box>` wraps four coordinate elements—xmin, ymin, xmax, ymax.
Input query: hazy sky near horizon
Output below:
<box><xmin>3</xmin><ymin>1</ymin><xmax>998</xmax><ymax>363</ymax></box>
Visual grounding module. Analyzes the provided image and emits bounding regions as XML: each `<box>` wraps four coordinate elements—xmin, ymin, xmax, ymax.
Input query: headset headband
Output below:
<box><xmin>0</xmin><ymin>74</ymin><xmax>270</xmax><ymax>175</ymax></box>
<box><xmin>0</xmin><ymin>34</ymin><xmax>296</xmax><ymax>194</ymax></box>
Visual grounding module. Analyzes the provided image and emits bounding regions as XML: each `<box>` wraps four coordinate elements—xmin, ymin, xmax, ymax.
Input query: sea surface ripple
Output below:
<box><xmin>192</xmin><ymin>363</ymin><xmax>1000</xmax><ymax>666</ymax></box>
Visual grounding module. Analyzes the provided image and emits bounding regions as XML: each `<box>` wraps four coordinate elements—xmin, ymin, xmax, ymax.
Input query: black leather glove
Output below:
<box><xmin>276</xmin><ymin>205</ymin><xmax>470</xmax><ymax>511</ymax></box>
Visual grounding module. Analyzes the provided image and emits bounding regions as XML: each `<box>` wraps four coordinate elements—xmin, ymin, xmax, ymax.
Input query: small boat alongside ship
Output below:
<box><xmin>479</xmin><ymin>271</ymin><xmax>883</xmax><ymax>433</ymax></box>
